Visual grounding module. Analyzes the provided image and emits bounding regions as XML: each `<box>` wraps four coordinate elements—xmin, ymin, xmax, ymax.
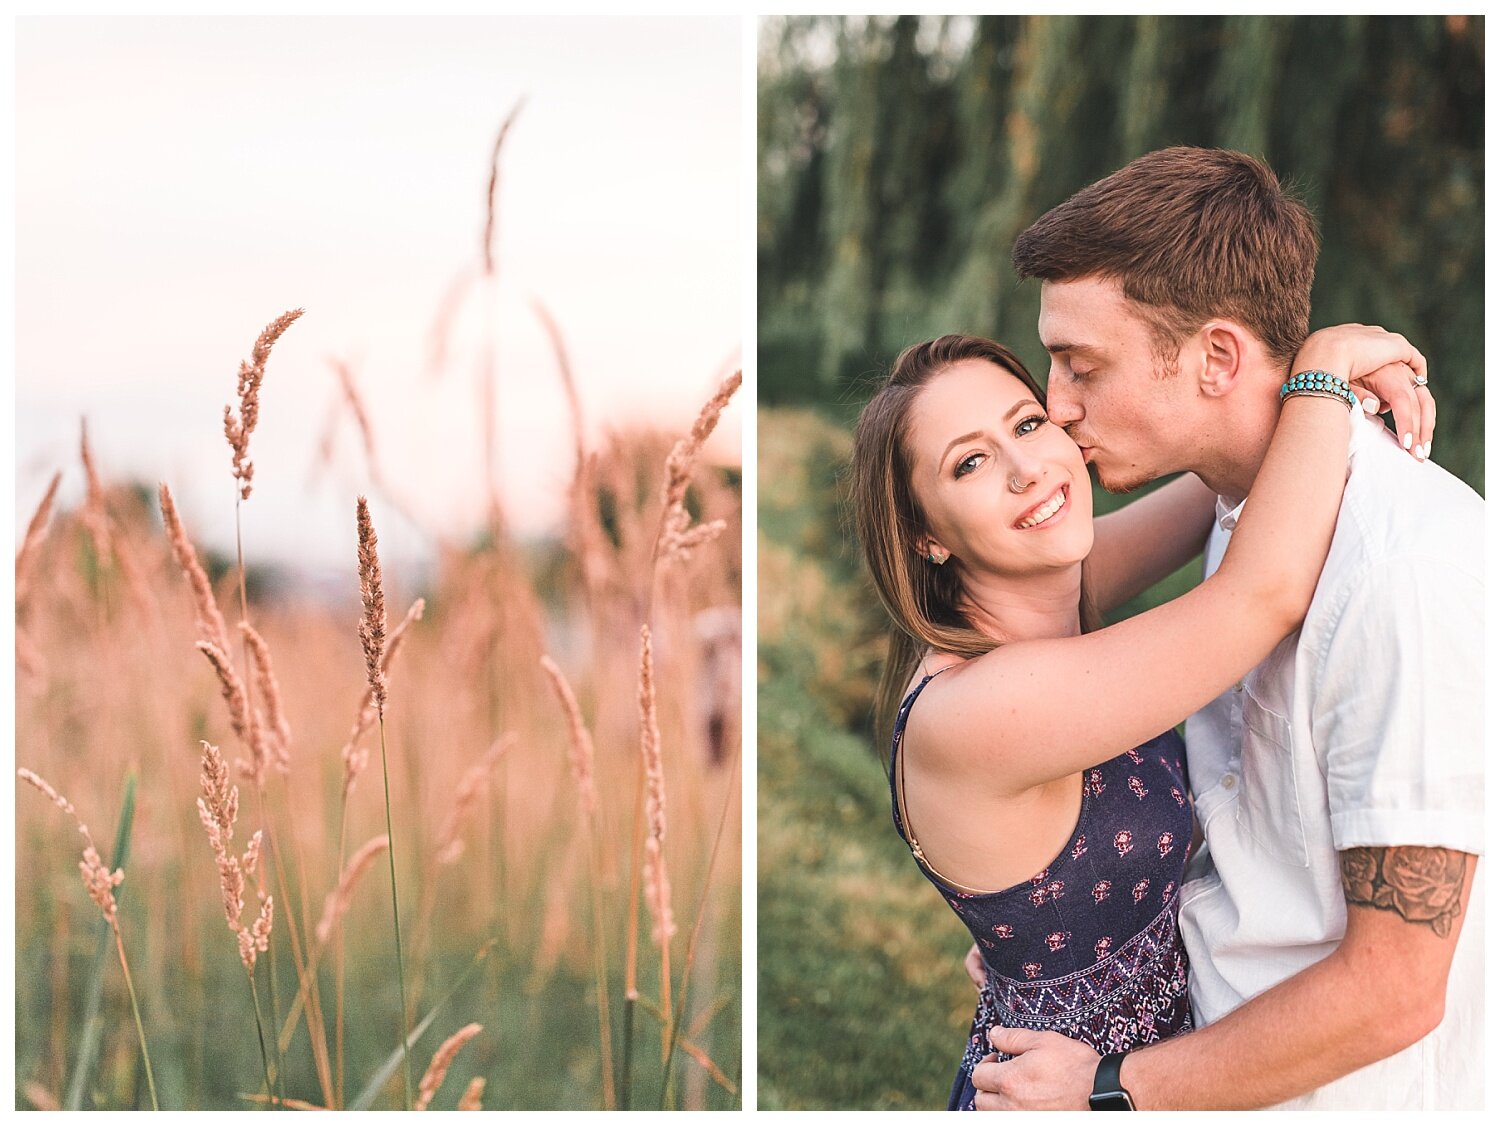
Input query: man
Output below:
<box><xmin>967</xmin><ymin>147</ymin><xmax>1483</xmax><ymax>1110</ymax></box>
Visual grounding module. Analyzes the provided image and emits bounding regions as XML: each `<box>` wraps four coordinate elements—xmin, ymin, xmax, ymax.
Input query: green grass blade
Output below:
<box><xmin>64</xmin><ymin>771</ymin><xmax>137</xmax><ymax>1111</ymax></box>
<box><xmin>347</xmin><ymin>939</ymin><xmax>496</xmax><ymax>1111</ymax></box>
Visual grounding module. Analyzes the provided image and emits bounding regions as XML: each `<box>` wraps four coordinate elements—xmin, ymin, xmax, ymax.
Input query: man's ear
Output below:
<box><xmin>1197</xmin><ymin>321</ymin><xmax>1249</xmax><ymax>398</ymax></box>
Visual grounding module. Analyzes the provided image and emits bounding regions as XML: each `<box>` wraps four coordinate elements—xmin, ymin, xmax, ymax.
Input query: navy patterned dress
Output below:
<box><xmin>890</xmin><ymin>670</ymin><xmax>1195</xmax><ymax>1111</ymax></box>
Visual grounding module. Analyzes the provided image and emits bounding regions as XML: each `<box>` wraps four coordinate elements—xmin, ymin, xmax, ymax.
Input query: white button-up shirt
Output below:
<box><xmin>1179</xmin><ymin>412</ymin><xmax>1484</xmax><ymax>1109</ymax></box>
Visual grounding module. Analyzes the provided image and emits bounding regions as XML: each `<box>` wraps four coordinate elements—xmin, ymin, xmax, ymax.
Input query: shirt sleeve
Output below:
<box><xmin>1312</xmin><ymin>554</ymin><xmax>1484</xmax><ymax>855</ymax></box>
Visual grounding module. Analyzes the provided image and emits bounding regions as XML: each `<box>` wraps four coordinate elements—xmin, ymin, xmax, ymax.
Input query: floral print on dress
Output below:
<box><xmin>887</xmin><ymin>673</ymin><xmax>1194</xmax><ymax>1112</ymax></box>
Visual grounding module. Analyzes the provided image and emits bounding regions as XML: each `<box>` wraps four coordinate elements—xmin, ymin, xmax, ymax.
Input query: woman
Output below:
<box><xmin>848</xmin><ymin>328</ymin><xmax>1428</xmax><ymax>1110</ymax></box>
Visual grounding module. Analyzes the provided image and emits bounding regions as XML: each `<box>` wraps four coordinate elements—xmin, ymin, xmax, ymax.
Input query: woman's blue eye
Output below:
<box><xmin>1016</xmin><ymin>415</ymin><xmax>1046</xmax><ymax>437</ymax></box>
<box><xmin>954</xmin><ymin>453</ymin><xmax>983</xmax><ymax>478</ymax></box>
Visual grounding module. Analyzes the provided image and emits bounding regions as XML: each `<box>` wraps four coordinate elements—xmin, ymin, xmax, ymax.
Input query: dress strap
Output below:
<box><xmin>890</xmin><ymin>662</ymin><xmax>999</xmax><ymax>895</ymax></box>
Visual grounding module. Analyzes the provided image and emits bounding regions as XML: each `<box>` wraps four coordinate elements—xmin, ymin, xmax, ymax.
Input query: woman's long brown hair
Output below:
<box><xmin>847</xmin><ymin>334</ymin><xmax>1098</xmax><ymax>763</ymax></box>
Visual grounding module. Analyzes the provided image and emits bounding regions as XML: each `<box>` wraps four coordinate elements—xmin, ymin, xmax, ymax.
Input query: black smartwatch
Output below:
<box><xmin>1089</xmin><ymin>1052</ymin><xmax>1135</xmax><ymax>1110</ymax></box>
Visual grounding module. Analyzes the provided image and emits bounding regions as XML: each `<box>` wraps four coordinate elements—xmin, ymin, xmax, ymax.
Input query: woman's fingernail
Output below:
<box><xmin>1403</xmin><ymin>432</ymin><xmax>1413</xmax><ymax>449</ymax></box>
<box><xmin>1416</xmin><ymin>444</ymin><xmax>1427</xmax><ymax>460</ymax></box>
<box><xmin>1363</xmin><ymin>397</ymin><xmax>1379</xmax><ymax>414</ymax></box>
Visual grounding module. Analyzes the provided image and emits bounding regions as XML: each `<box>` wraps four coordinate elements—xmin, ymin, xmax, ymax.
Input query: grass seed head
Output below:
<box><xmin>16</xmin><ymin>470</ymin><xmax>62</xmax><ymax>612</ymax></box>
<box><xmin>415</xmin><ymin>1023</ymin><xmax>483</xmax><ymax>1111</ymax></box>
<box><xmin>315</xmin><ymin>833</ymin><xmax>389</xmax><ymax>945</ymax></box>
<box><xmin>457</xmin><ymin>1077</ymin><xmax>486</xmax><ymax>1111</ymax></box>
<box><xmin>355</xmin><ymin>496</ymin><xmax>388</xmax><ymax>710</ymax></box>
<box><xmin>540</xmin><ymin>656</ymin><xmax>599</xmax><ymax>816</ymax></box>
<box><xmin>240</xmin><ymin>621</ymin><xmax>292</xmax><ymax>774</ymax></box>
<box><xmin>225</xmin><ymin>309</ymin><xmax>303</xmax><ymax>500</ymax></box>
<box><xmin>159</xmin><ymin>483</ymin><xmax>233</xmax><ymax>656</ymax></box>
<box><xmin>638</xmin><ymin>625</ymin><xmax>675</xmax><ymax>945</ymax></box>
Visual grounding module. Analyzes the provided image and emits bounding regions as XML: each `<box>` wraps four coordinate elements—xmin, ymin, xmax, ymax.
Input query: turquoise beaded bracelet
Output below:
<box><xmin>1280</xmin><ymin>369</ymin><xmax>1358</xmax><ymax>409</ymax></box>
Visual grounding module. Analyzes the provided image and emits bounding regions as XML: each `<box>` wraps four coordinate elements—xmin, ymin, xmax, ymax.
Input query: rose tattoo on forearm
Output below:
<box><xmin>1340</xmin><ymin>846</ymin><xmax>1468</xmax><ymax>938</ymax></box>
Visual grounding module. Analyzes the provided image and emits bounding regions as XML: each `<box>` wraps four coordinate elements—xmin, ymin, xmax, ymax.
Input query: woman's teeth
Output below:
<box><xmin>1017</xmin><ymin>487</ymin><xmax>1066</xmax><ymax>529</ymax></box>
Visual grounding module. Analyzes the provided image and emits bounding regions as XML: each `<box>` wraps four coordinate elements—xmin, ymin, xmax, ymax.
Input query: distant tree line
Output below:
<box><xmin>759</xmin><ymin>15</ymin><xmax>1484</xmax><ymax>492</ymax></box>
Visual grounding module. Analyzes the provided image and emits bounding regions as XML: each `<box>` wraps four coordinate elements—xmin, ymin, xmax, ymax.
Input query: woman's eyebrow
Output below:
<box><xmin>936</xmin><ymin>399</ymin><xmax>1034</xmax><ymax>469</ymax></box>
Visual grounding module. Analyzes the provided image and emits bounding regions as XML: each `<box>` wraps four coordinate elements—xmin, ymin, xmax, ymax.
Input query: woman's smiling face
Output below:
<box><xmin>905</xmin><ymin>358</ymin><xmax>1094</xmax><ymax>579</ymax></box>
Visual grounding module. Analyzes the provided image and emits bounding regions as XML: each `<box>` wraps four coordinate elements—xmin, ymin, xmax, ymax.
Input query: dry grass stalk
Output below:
<box><xmin>533</xmin><ymin>300</ymin><xmax>615</xmax><ymax>602</ymax></box>
<box><xmin>638</xmin><ymin>626</ymin><xmax>675</xmax><ymax>947</ymax></box>
<box><xmin>19</xmin><ymin>767</ymin><xmax>160</xmax><ymax>1108</ymax></box>
<box><xmin>456</xmin><ymin>1076</ymin><xmax>486</xmax><ymax>1111</ymax></box>
<box><xmin>539</xmin><ymin>656</ymin><xmax>599</xmax><ymax>816</ymax></box>
<box><xmin>16</xmin><ymin>628</ymin><xmax>47</xmax><ymax>682</ymax></box>
<box><xmin>329</xmin><ymin>357</ymin><xmax>382</xmax><ymax>485</ymax></box>
<box><xmin>16</xmin><ymin>470</ymin><xmax>62</xmax><ymax>610</ymax></box>
<box><xmin>655</xmin><ymin>370</ymin><xmax>742</xmax><ymax>565</ymax></box>
<box><xmin>355</xmin><ymin>497</ymin><xmax>388</xmax><ymax>710</ymax></box>
<box><xmin>570</xmin><ymin>453</ymin><xmax>613</xmax><ymax>601</ymax></box>
<box><xmin>341</xmin><ymin>597</ymin><xmax>424</xmax><ymax>796</ymax></box>
<box><xmin>481</xmin><ymin>99</ymin><xmax>526</xmax><ymax>276</ymax></box>
<box><xmin>21</xmin><ymin>1082</ymin><xmax>60</xmax><ymax>1112</ymax></box>
<box><xmin>435</xmin><ymin>736</ymin><xmax>513</xmax><ymax>866</ymax></box>
<box><xmin>159</xmin><ymin>483</ymin><xmax>233</xmax><ymax>656</ymax></box>
<box><xmin>18</xmin><ymin>768</ymin><xmax>123</xmax><ymax>924</ymax></box>
<box><xmin>414</xmin><ymin>1023</ymin><xmax>483</xmax><ymax>1111</ymax></box>
<box><xmin>315</xmin><ymin>834</ymin><xmax>389</xmax><ymax>945</ymax></box>
<box><xmin>198</xmin><ymin>640</ymin><xmax>270</xmax><ymax>784</ymax></box>
<box><xmin>225</xmin><ymin>309</ymin><xmax>304</xmax><ymax>500</ymax></box>
<box><xmin>240</xmin><ymin>622</ymin><xmax>292</xmax><ymax>775</ymax></box>
<box><xmin>426</xmin><ymin>268</ymin><xmax>473</xmax><ymax>378</ymax></box>
<box><xmin>531</xmin><ymin>298</ymin><xmax>585</xmax><ymax>473</ymax></box>
<box><xmin>195</xmin><ymin>741</ymin><xmax>273</xmax><ymax>972</ymax></box>
<box><xmin>79</xmin><ymin>419</ymin><xmax>115</xmax><ymax>566</ymax></box>
<box><xmin>109</xmin><ymin>524</ymin><xmax>156</xmax><ymax>622</ymax></box>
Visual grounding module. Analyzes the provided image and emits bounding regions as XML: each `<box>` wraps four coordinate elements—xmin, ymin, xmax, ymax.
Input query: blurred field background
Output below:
<box><xmin>756</xmin><ymin>14</ymin><xmax>1483</xmax><ymax>1110</ymax></box>
<box><xmin>14</xmin><ymin>17</ymin><xmax>741</xmax><ymax>1112</ymax></box>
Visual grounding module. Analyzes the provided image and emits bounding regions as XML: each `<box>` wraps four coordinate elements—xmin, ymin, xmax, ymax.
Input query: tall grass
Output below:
<box><xmin>14</xmin><ymin>106</ymin><xmax>740</xmax><ymax>1111</ymax></box>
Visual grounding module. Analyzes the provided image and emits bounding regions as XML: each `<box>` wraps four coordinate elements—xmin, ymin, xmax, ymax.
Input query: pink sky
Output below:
<box><xmin>15</xmin><ymin>16</ymin><xmax>742</xmax><ymax>574</ymax></box>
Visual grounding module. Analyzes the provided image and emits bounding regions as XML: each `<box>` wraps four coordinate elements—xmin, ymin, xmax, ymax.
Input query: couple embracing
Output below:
<box><xmin>850</xmin><ymin>148</ymin><xmax>1482</xmax><ymax>1110</ymax></box>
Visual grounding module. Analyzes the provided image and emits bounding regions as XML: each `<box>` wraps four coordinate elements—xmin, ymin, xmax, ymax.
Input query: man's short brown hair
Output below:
<box><xmin>1012</xmin><ymin>147</ymin><xmax>1319</xmax><ymax>367</ymax></box>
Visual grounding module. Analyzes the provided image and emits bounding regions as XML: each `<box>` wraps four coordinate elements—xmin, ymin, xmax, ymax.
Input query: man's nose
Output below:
<box><xmin>1045</xmin><ymin>377</ymin><xmax>1083</xmax><ymax>427</ymax></box>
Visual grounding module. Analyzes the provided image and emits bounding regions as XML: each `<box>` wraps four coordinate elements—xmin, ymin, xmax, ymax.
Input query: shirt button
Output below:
<box><xmin>1221</xmin><ymin>774</ymin><xmax>1237</xmax><ymax>790</ymax></box>
<box><xmin>1234</xmin><ymin>681</ymin><xmax>1244</xmax><ymax>693</ymax></box>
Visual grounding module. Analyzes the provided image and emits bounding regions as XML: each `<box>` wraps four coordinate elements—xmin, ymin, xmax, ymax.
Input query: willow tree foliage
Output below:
<box><xmin>759</xmin><ymin>15</ymin><xmax>1483</xmax><ymax>492</ymax></box>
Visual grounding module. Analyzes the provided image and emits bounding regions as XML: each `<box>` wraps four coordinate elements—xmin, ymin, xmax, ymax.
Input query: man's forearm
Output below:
<box><xmin>1119</xmin><ymin>947</ymin><xmax>1438</xmax><ymax>1109</ymax></box>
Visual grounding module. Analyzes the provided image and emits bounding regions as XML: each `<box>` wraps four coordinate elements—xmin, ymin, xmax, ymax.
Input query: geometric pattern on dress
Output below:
<box><xmin>949</xmin><ymin>897</ymin><xmax>1193</xmax><ymax>1111</ymax></box>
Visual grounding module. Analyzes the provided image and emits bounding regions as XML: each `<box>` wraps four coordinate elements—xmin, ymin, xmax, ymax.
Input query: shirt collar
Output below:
<box><xmin>1213</xmin><ymin>406</ymin><xmax>1368</xmax><ymax>533</ymax></box>
<box><xmin>1215</xmin><ymin>493</ymin><xmax>1246</xmax><ymax>532</ymax></box>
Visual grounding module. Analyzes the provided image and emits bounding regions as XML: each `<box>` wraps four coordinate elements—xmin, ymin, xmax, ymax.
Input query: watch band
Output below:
<box><xmin>1089</xmin><ymin>1051</ymin><xmax>1135</xmax><ymax>1111</ymax></box>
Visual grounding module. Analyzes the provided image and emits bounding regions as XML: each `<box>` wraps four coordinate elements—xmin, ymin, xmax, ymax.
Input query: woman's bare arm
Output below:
<box><xmin>1084</xmin><ymin>475</ymin><xmax>1218</xmax><ymax>616</ymax></box>
<box><xmin>909</xmin><ymin>327</ymin><xmax>1425</xmax><ymax>795</ymax></box>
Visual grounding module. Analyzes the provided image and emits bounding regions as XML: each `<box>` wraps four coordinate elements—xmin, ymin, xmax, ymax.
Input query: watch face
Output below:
<box><xmin>1088</xmin><ymin>1090</ymin><xmax>1135</xmax><ymax>1111</ymax></box>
